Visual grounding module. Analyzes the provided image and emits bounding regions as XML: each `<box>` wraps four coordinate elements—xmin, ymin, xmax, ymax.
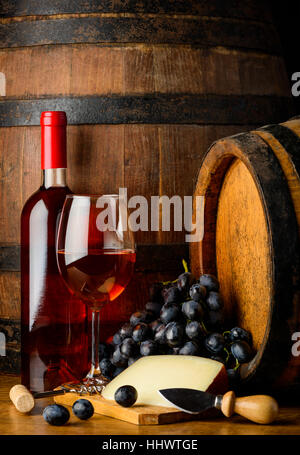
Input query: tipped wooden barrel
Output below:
<box><xmin>191</xmin><ymin>118</ymin><xmax>300</xmax><ymax>396</ymax></box>
<box><xmin>0</xmin><ymin>1</ymin><xmax>295</xmax><ymax>373</ymax></box>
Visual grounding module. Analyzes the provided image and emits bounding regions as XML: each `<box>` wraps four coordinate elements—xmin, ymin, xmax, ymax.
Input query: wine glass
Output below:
<box><xmin>56</xmin><ymin>194</ymin><xmax>136</xmax><ymax>392</ymax></box>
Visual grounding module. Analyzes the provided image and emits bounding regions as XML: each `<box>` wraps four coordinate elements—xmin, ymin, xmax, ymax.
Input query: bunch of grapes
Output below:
<box><xmin>99</xmin><ymin>264</ymin><xmax>254</xmax><ymax>387</ymax></box>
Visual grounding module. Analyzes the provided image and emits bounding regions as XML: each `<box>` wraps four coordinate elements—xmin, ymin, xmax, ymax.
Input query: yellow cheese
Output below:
<box><xmin>101</xmin><ymin>355</ymin><xmax>227</xmax><ymax>407</ymax></box>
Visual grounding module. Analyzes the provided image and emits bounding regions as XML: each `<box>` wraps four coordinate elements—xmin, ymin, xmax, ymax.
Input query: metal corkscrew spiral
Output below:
<box><xmin>60</xmin><ymin>384</ymin><xmax>102</xmax><ymax>394</ymax></box>
<box><xmin>60</xmin><ymin>378</ymin><xmax>107</xmax><ymax>395</ymax></box>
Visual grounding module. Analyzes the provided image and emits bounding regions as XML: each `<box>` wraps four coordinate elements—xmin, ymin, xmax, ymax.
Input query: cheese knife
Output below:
<box><xmin>158</xmin><ymin>388</ymin><xmax>279</xmax><ymax>424</ymax></box>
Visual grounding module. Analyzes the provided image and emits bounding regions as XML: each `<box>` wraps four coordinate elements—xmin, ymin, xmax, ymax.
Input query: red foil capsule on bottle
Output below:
<box><xmin>40</xmin><ymin>111</ymin><xmax>67</xmax><ymax>169</ymax></box>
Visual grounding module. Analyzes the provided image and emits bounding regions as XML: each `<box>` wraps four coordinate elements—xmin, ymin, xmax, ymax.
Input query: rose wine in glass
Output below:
<box><xmin>56</xmin><ymin>194</ymin><xmax>136</xmax><ymax>390</ymax></box>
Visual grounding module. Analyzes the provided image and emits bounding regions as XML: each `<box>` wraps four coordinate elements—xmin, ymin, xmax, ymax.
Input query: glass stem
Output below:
<box><xmin>88</xmin><ymin>309</ymin><xmax>101</xmax><ymax>378</ymax></box>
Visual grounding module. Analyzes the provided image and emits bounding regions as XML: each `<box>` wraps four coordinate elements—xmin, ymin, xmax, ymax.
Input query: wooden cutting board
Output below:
<box><xmin>54</xmin><ymin>391</ymin><xmax>218</xmax><ymax>425</ymax></box>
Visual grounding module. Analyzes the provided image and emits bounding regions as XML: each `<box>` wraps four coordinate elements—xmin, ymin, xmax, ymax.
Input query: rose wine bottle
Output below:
<box><xmin>21</xmin><ymin>111</ymin><xmax>89</xmax><ymax>392</ymax></box>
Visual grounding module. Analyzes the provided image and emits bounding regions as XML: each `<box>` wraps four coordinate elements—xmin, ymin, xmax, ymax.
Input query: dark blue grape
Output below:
<box><xmin>150</xmin><ymin>319</ymin><xmax>163</xmax><ymax>334</ymax></box>
<box><xmin>140</xmin><ymin>339</ymin><xmax>158</xmax><ymax>356</ymax></box>
<box><xmin>111</xmin><ymin>346</ymin><xmax>128</xmax><ymax>367</ymax></box>
<box><xmin>204</xmin><ymin>310</ymin><xmax>224</xmax><ymax>331</ymax></box>
<box><xmin>142</xmin><ymin>310</ymin><xmax>156</xmax><ymax>323</ymax></box>
<box><xmin>120</xmin><ymin>337</ymin><xmax>138</xmax><ymax>358</ymax></box>
<box><xmin>227</xmin><ymin>367</ymin><xmax>241</xmax><ymax>387</ymax></box>
<box><xmin>189</xmin><ymin>283</ymin><xmax>207</xmax><ymax>302</ymax></box>
<box><xmin>231</xmin><ymin>341</ymin><xmax>252</xmax><ymax>363</ymax></box>
<box><xmin>100</xmin><ymin>358</ymin><xmax>115</xmax><ymax>378</ymax></box>
<box><xmin>160</xmin><ymin>302</ymin><xmax>181</xmax><ymax>324</ymax></box>
<box><xmin>72</xmin><ymin>399</ymin><xmax>94</xmax><ymax>420</ymax></box>
<box><xmin>130</xmin><ymin>312</ymin><xmax>143</xmax><ymax>327</ymax></box>
<box><xmin>130</xmin><ymin>310</ymin><xmax>155</xmax><ymax>327</ymax></box>
<box><xmin>165</xmin><ymin>321</ymin><xmax>185</xmax><ymax>347</ymax></box>
<box><xmin>177</xmin><ymin>272</ymin><xmax>196</xmax><ymax>294</ymax></box>
<box><xmin>128</xmin><ymin>355</ymin><xmax>142</xmax><ymax>366</ymax></box>
<box><xmin>154</xmin><ymin>324</ymin><xmax>166</xmax><ymax>345</ymax></box>
<box><xmin>99</xmin><ymin>343</ymin><xmax>114</xmax><ymax>360</ymax></box>
<box><xmin>112</xmin><ymin>366</ymin><xmax>126</xmax><ymax>378</ymax></box>
<box><xmin>185</xmin><ymin>321</ymin><xmax>204</xmax><ymax>340</ymax></box>
<box><xmin>43</xmin><ymin>404</ymin><xmax>70</xmax><ymax>426</ymax></box>
<box><xmin>163</xmin><ymin>286</ymin><xmax>182</xmax><ymax>304</ymax></box>
<box><xmin>132</xmin><ymin>323</ymin><xmax>152</xmax><ymax>342</ymax></box>
<box><xmin>115</xmin><ymin>385</ymin><xmax>138</xmax><ymax>407</ymax></box>
<box><xmin>182</xmin><ymin>300</ymin><xmax>204</xmax><ymax>321</ymax></box>
<box><xmin>112</xmin><ymin>332</ymin><xmax>123</xmax><ymax>345</ymax></box>
<box><xmin>179</xmin><ymin>341</ymin><xmax>201</xmax><ymax>356</ymax></box>
<box><xmin>229</xmin><ymin>327</ymin><xmax>252</xmax><ymax>345</ymax></box>
<box><xmin>199</xmin><ymin>274</ymin><xmax>219</xmax><ymax>292</ymax></box>
<box><xmin>119</xmin><ymin>322</ymin><xmax>133</xmax><ymax>340</ymax></box>
<box><xmin>204</xmin><ymin>333</ymin><xmax>225</xmax><ymax>354</ymax></box>
<box><xmin>206</xmin><ymin>292</ymin><xmax>223</xmax><ymax>311</ymax></box>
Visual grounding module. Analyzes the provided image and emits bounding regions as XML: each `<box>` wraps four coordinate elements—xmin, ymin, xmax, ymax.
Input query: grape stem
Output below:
<box><xmin>182</xmin><ymin>259</ymin><xmax>189</xmax><ymax>273</ymax></box>
<box><xmin>223</xmin><ymin>347</ymin><xmax>230</xmax><ymax>363</ymax></box>
<box><xmin>161</xmin><ymin>279</ymin><xmax>177</xmax><ymax>285</ymax></box>
<box><xmin>161</xmin><ymin>259</ymin><xmax>190</xmax><ymax>285</ymax></box>
<box><xmin>200</xmin><ymin>321</ymin><xmax>208</xmax><ymax>334</ymax></box>
<box><xmin>233</xmin><ymin>358</ymin><xmax>240</xmax><ymax>370</ymax></box>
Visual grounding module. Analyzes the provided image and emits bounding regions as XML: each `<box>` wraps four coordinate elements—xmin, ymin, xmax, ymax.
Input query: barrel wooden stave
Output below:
<box><xmin>0</xmin><ymin>45</ymin><xmax>290</xmax><ymax>98</ymax></box>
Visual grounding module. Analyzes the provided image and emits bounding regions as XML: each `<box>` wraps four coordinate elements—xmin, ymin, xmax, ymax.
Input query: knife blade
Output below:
<box><xmin>158</xmin><ymin>388</ymin><xmax>279</xmax><ymax>424</ymax></box>
<box><xmin>158</xmin><ymin>388</ymin><xmax>220</xmax><ymax>414</ymax></box>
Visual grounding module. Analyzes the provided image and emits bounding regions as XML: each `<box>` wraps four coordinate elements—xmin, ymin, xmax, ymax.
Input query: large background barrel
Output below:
<box><xmin>0</xmin><ymin>1</ymin><xmax>295</xmax><ymax>373</ymax></box>
<box><xmin>191</xmin><ymin>117</ymin><xmax>300</xmax><ymax>396</ymax></box>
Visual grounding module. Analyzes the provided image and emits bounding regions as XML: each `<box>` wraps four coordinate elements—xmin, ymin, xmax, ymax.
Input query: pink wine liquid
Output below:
<box><xmin>21</xmin><ymin>186</ymin><xmax>89</xmax><ymax>392</ymax></box>
<box><xmin>57</xmin><ymin>249</ymin><xmax>136</xmax><ymax>306</ymax></box>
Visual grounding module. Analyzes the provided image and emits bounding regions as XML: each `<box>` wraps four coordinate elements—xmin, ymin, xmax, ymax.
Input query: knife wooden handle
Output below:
<box><xmin>221</xmin><ymin>391</ymin><xmax>279</xmax><ymax>424</ymax></box>
<box><xmin>9</xmin><ymin>384</ymin><xmax>35</xmax><ymax>413</ymax></box>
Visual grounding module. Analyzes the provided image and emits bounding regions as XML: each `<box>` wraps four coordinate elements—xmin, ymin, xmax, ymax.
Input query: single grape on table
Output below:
<box><xmin>43</xmin><ymin>404</ymin><xmax>70</xmax><ymax>426</ymax></box>
<box><xmin>114</xmin><ymin>385</ymin><xmax>138</xmax><ymax>408</ymax></box>
<box><xmin>72</xmin><ymin>399</ymin><xmax>94</xmax><ymax>420</ymax></box>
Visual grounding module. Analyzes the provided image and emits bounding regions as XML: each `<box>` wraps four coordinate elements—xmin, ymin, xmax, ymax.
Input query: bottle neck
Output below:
<box><xmin>41</xmin><ymin>125</ymin><xmax>67</xmax><ymax>168</ymax></box>
<box><xmin>42</xmin><ymin>168</ymin><xmax>67</xmax><ymax>189</ymax></box>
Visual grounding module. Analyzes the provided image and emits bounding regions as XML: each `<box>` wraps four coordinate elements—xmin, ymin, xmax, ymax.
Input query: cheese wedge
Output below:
<box><xmin>101</xmin><ymin>355</ymin><xmax>228</xmax><ymax>407</ymax></box>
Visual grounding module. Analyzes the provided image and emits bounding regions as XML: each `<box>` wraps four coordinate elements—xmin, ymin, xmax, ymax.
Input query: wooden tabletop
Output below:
<box><xmin>1</xmin><ymin>374</ymin><xmax>300</xmax><ymax>436</ymax></box>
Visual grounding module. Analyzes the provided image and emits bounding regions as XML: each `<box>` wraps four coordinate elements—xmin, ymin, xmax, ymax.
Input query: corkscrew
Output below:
<box><xmin>9</xmin><ymin>382</ymin><xmax>105</xmax><ymax>414</ymax></box>
<box><xmin>59</xmin><ymin>381</ymin><xmax>104</xmax><ymax>395</ymax></box>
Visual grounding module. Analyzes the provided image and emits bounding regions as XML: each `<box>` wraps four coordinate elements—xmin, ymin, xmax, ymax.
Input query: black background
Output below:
<box><xmin>272</xmin><ymin>1</ymin><xmax>300</xmax><ymax>114</ymax></box>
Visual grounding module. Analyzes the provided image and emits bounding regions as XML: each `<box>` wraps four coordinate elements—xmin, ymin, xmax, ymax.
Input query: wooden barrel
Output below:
<box><xmin>191</xmin><ymin>117</ymin><xmax>300</xmax><ymax>397</ymax></box>
<box><xmin>0</xmin><ymin>1</ymin><xmax>295</xmax><ymax>373</ymax></box>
